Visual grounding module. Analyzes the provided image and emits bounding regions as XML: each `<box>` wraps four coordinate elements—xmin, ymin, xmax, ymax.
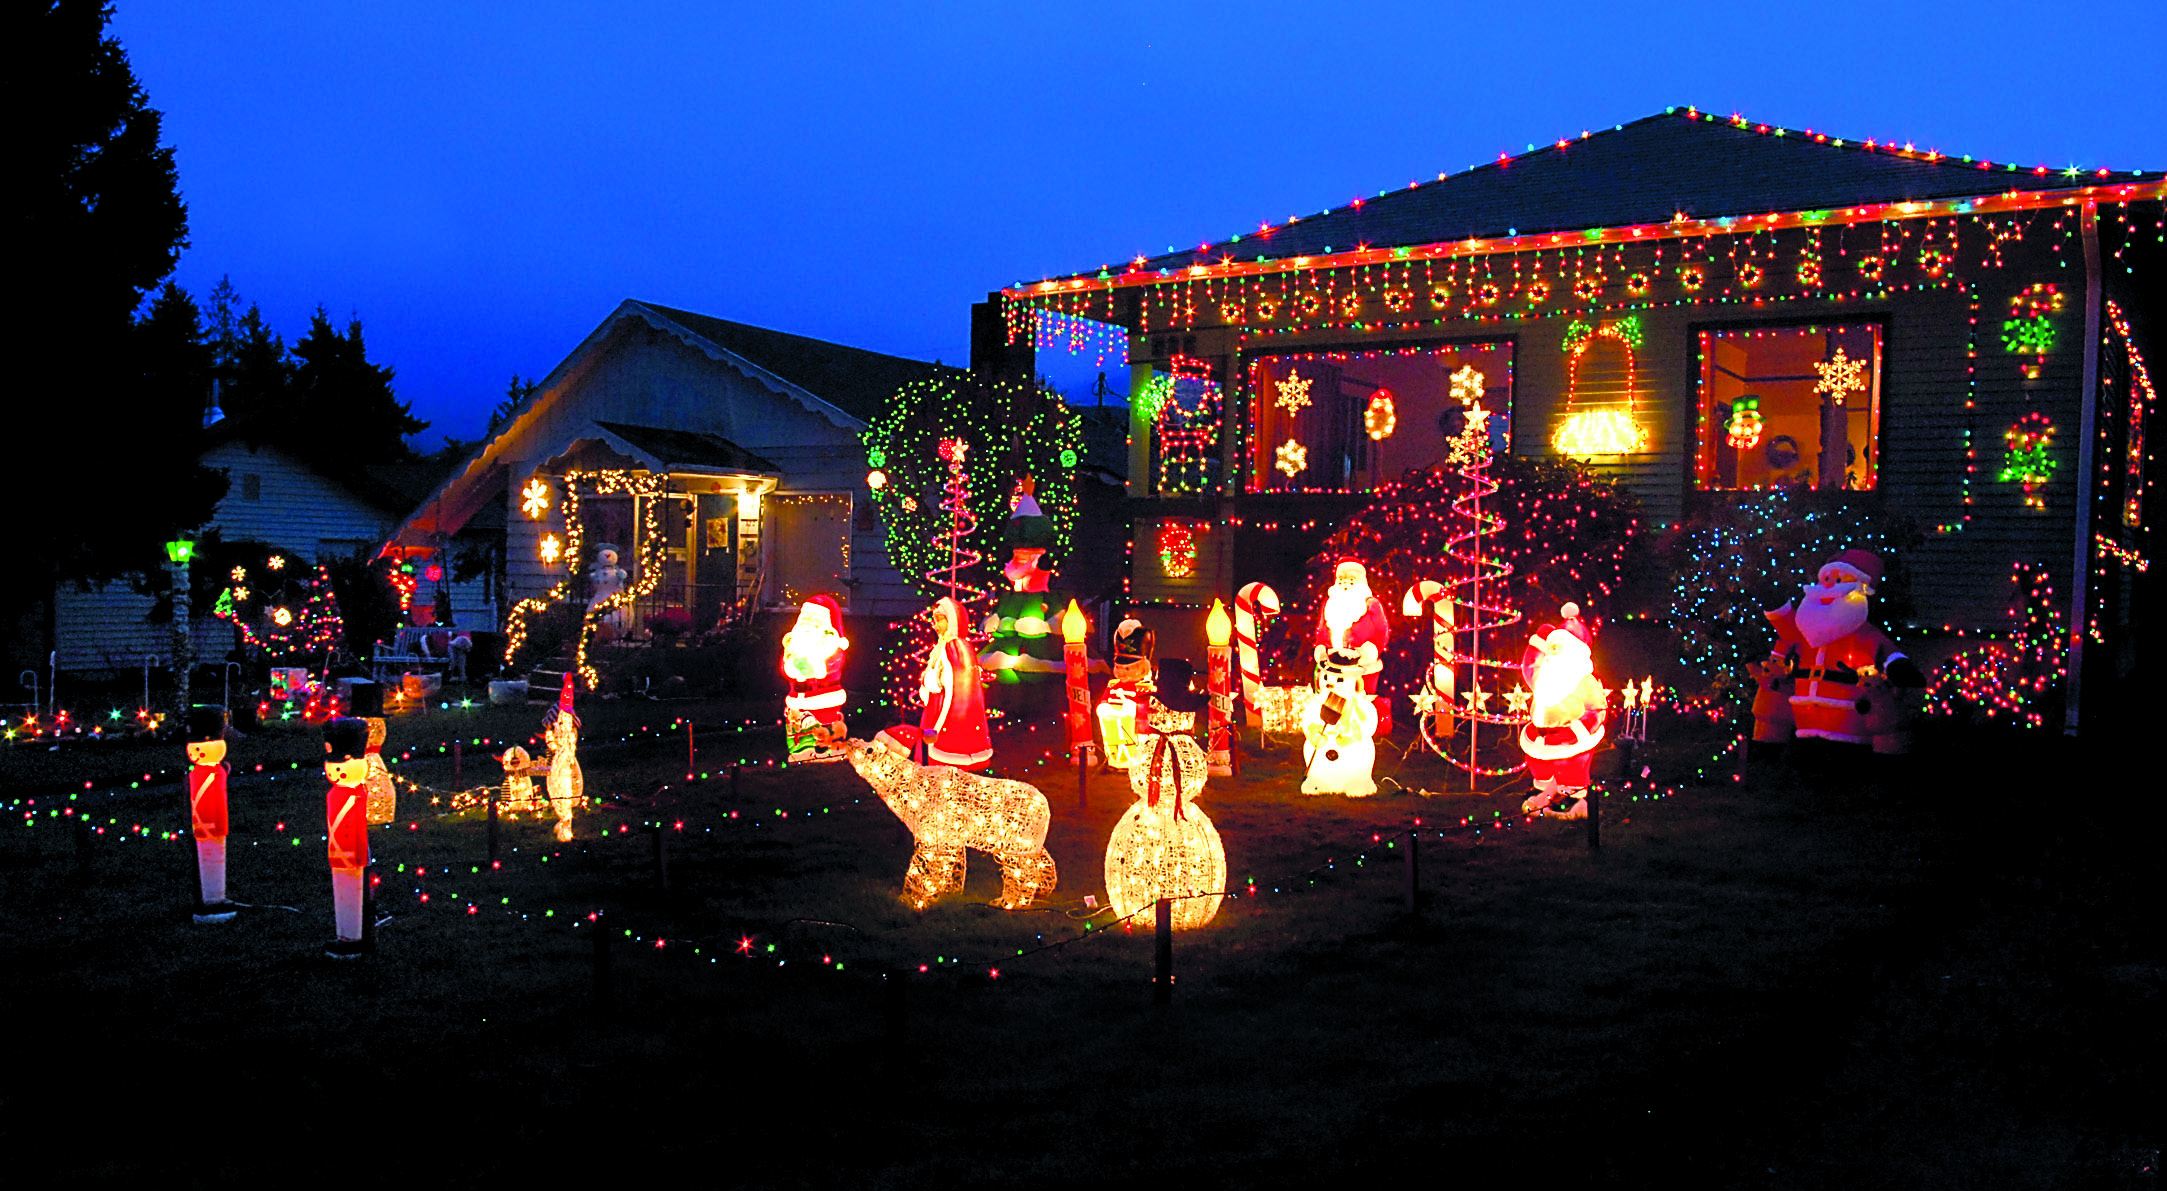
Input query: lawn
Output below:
<box><xmin>0</xmin><ymin>697</ymin><xmax>2154</xmax><ymax>1187</ymax></box>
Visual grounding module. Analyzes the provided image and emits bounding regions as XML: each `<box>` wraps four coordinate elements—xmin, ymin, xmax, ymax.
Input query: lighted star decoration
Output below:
<box><xmin>1448</xmin><ymin>403</ymin><xmax>1494</xmax><ymax>467</ymax></box>
<box><xmin>231</xmin><ymin>586</ymin><xmax>249</xmax><ymax>603</ymax></box>
<box><xmin>1462</xmin><ymin>689</ymin><xmax>1488</xmax><ymax>713</ymax></box>
<box><xmin>1449</xmin><ymin>364</ymin><xmax>1487</xmax><ymax>404</ymax></box>
<box><xmin>1273</xmin><ymin>439</ymin><xmax>1308</xmax><ymax>478</ymax></box>
<box><xmin>266</xmin><ymin>555</ymin><xmax>285</xmax><ymax>571</ymax></box>
<box><xmin>539</xmin><ymin>534</ymin><xmax>563</xmax><ymax>565</ymax></box>
<box><xmin>1814</xmin><ymin>347</ymin><xmax>1868</xmax><ymax>406</ymax></box>
<box><xmin>1410</xmin><ymin>689</ymin><xmax>1442</xmax><ymax>716</ymax></box>
<box><xmin>1504</xmin><ymin>687</ymin><xmax>1531</xmax><ymax>715</ymax></box>
<box><xmin>1274</xmin><ymin>372</ymin><xmax>1314</xmax><ymax>415</ymax></box>
<box><xmin>521</xmin><ymin>478</ymin><xmax>552</xmax><ymax>519</ymax></box>
<box><xmin>229</xmin><ymin>566</ymin><xmax>247</xmax><ymax>582</ymax></box>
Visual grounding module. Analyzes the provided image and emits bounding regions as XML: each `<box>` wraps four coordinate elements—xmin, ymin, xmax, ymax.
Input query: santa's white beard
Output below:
<box><xmin>1323</xmin><ymin>585</ymin><xmax>1371</xmax><ymax>645</ymax></box>
<box><xmin>1530</xmin><ymin>652</ymin><xmax>1593</xmax><ymax>724</ymax></box>
<box><xmin>1796</xmin><ymin>588</ymin><xmax>1870</xmax><ymax>648</ymax></box>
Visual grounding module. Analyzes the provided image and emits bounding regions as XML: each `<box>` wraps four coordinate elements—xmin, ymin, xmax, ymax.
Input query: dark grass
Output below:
<box><xmin>1</xmin><ymin>705</ymin><xmax>2156</xmax><ymax>1188</ymax></box>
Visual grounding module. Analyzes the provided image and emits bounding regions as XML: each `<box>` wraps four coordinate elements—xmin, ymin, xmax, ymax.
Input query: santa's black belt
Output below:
<box><xmin>1790</xmin><ymin>662</ymin><xmax>1860</xmax><ymax>685</ymax></box>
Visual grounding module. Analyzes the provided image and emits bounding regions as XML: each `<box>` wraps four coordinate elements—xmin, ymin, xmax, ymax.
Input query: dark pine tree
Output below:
<box><xmin>290</xmin><ymin>307</ymin><xmax>427</xmax><ymax>466</ymax></box>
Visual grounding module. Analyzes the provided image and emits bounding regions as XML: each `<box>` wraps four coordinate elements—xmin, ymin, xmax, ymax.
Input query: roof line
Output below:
<box><xmin>625</xmin><ymin>301</ymin><xmax>868</xmax><ymax>433</ymax></box>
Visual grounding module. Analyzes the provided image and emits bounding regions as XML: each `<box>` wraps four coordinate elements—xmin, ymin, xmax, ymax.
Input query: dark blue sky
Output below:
<box><xmin>115</xmin><ymin>2</ymin><xmax>2163</xmax><ymax>445</ymax></box>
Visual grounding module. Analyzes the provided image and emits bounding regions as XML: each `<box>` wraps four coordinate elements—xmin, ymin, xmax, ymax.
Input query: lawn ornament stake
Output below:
<box><xmin>185</xmin><ymin>705</ymin><xmax>237</xmax><ymax>923</ymax></box>
<box><xmin>541</xmin><ymin>673</ymin><xmax>583</xmax><ymax>842</ymax></box>
<box><xmin>781</xmin><ymin>594</ymin><xmax>851</xmax><ymax>763</ymax></box>
<box><xmin>322</xmin><ymin>717</ymin><xmax>372</xmax><ymax>957</ymax></box>
<box><xmin>1761</xmin><ymin>549</ymin><xmax>1922</xmax><ymax>748</ymax></box>
<box><xmin>1105</xmin><ymin>732</ymin><xmax>1225</xmax><ymax>929</ymax></box>
<box><xmin>1518</xmin><ymin>604</ymin><xmax>1606</xmax><ymax>819</ymax></box>
<box><xmin>1302</xmin><ymin>656</ymin><xmax>1379</xmax><ymax>796</ymax></box>
<box><xmin>847</xmin><ymin>727</ymin><xmax>1057</xmax><ymax>910</ymax></box>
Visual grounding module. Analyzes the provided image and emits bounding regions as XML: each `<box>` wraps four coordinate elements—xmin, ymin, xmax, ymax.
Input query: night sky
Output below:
<box><xmin>114</xmin><ymin>1</ymin><xmax>2163</xmax><ymax>445</ymax></box>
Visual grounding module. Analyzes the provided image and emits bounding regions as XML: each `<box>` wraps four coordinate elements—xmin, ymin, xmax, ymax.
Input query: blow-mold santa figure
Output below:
<box><xmin>1763</xmin><ymin>548</ymin><xmax>1923</xmax><ymax>746</ymax></box>
<box><xmin>782</xmin><ymin>594</ymin><xmax>851</xmax><ymax>763</ymax></box>
<box><xmin>1518</xmin><ymin>604</ymin><xmax>1607</xmax><ymax>820</ymax></box>
<box><xmin>919</xmin><ymin>596</ymin><xmax>992</xmax><ymax>769</ymax></box>
<box><xmin>1313</xmin><ymin>560</ymin><xmax>1392</xmax><ymax>734</ymax></box>
<box><xmin>185</xmin><ymin>705</ymin><xmax>238</xmax><ymax>923</ymax></box>
<box><xmin>322</xmin><ymin>717</ymin><xmax>373</xmax><ymax>958</ymax></box>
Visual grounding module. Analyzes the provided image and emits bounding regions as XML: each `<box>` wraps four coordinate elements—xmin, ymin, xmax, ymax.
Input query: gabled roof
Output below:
<box><xmin>1067</xmin><ymin>109</ymin><xmax>2159</xmax><ymax>280</ymax></box>
<box><xmin>636</xmin><ymin>303</ymin><xmax>954</xmax><ymax>424</ymax></box>
<box><xmin>590</xmin><ymin>420</ymin><xmax>781</xmax><ymax>476</ymax></box>
<box><xmin>198</xmin><ymin>416</ymin><xmax>416</xmax><ymax>517</ymax></box>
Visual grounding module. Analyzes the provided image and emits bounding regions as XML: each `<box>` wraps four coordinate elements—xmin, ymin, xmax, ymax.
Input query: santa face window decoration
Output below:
<box><xmin>1697</xmin><ymin>322</ymin><xmax>1882</xmax><ymax>492</ymax></box>
<box><xmin>1247</xmin><ymin>343</ymin><xmax>1514</xmax><ymax>494</ymax></box>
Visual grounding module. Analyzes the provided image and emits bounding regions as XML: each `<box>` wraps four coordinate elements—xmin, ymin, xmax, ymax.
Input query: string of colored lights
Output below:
<box><xmin>1922</xmin><ymin>564</ymin><xmax>2068</xmax><ymax>728</ymax></box>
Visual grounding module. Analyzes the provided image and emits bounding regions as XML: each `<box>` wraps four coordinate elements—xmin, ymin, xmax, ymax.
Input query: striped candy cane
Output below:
<box><xmin>1401</xmin><ymin>580</ymin><xmax>1455</xmax><ymax>698</ymax></box>
<box><xmin>1234</xmin><ymin>582</ymin><xmax>1280</xmax><ymax>726</ymax></box>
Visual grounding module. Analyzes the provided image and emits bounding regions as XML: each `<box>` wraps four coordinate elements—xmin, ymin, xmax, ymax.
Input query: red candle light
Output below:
<box><xmin>1206</xmin><ymin>599</ymin><xmax>1232</xmax><ymax>776</ymax></box>
<box><xmin>1061</xmin><ymin>600</ymin><xmax>1091</xmax><ymax>764</ymax></box>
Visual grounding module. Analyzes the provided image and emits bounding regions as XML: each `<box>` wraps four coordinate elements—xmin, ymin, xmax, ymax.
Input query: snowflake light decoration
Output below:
<box><xmin>539</xmin><ymin>534</ymin><xmax>563</xmax><ymax>565</ymax></box>
<box><xmin>521</xmin><ymin>478</ymin><xmax>552</xmax><ymax>519</ymax></box>
<box><xmin>229</xmin><ymin>565</ymin><xmax>247</xmax><ymax>583</ymax></box>
<box><xmin>1814</xmin><ymin>348</ymin><xmax>1868</xmax><ymax>406</ymax></box>
<box><xmin>1449</xmin><ymin>364</ymin><xmax>1486</xmax><ymax>405</ymax></box>
<box><xmin>1274</xmin><ymin>373</ymin><xmax>1314</xmax><ymax>415</ymax></box>
<box><xmin>1274</xmin><ymin>439</ymin><xmax>1308</xmax><ymax>478</ymax></box>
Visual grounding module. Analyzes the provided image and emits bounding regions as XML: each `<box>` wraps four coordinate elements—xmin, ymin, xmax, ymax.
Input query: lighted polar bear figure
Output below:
<box><xmin>1301</xmin><ymin>659</ymin><xmax>1378</xmax><ymax>796</ymax></box>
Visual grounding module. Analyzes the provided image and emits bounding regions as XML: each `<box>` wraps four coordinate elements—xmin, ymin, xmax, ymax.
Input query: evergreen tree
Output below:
<box><xmin>291</xmin><ymin>307</ymin><xmax>426</xmax><ymax>464</ymax></box>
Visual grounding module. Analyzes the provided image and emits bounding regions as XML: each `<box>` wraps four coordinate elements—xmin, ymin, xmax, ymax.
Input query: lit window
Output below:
<box><xmin>1696</xmin><ymin>323</ymin><xmax>1881</xmax><ymax>491</ymax></box>
<box><xmin>1248</xmin><ymin>342</ymin><xmax>1514</xmax><ymax>492</ymax></box>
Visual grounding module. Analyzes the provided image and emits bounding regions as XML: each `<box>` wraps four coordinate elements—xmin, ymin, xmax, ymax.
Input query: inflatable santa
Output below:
<box><xmin>781</xmin><ymin>594</ymin><xmax>851</xmax><ymax>763</ymax></box>
<box><xmin>919</xmin><ymin>596</ymin><xmax>993</xmax><ymax>769</ymax></box>
<box><xmin>185</xmin><ymin>705</ymin><xmax>237</xmax><ymax>923</ymax></box>
<box><xmin>1762</xmin><ymin>549</ymin><xmax>1923</xmax><ymax>746</ymax></box>
<box><xmin>1313</xmin><ymin>560</ymin><xmax>1392</xmax><ymax>734</ymax></box>
<box><xmin>322</xmin><ymin>717</ymin><xmax>373</xmax><ymax>958</ymax></box>
<box><xmin>1518</xmin><ymin>604</ymin><xmax>1607</xmax><ymax>820</ymax></box>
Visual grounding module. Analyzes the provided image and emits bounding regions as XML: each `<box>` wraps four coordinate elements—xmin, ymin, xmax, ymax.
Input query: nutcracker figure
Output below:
<box><xmin>186</xmin><ymin>705</ymin><xmax>237</xmax><ymax>923</ymax></box>
<box><xmin>322</xmin><ymin>717</ymin><xmax>373</xmax><ymax>957</ymax></box>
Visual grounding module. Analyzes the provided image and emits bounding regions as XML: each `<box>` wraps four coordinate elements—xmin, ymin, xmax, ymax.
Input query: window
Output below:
<box><xmin>765</xmin><ymin>492</ymin><xmax>851</xmax><ymax>607</ymax></box>
<box><xmin>1247</xmin><ymin>341</ymin><xmax>1513</xmax><ymax>493</ymax></box>
<box><xmin>241</xmin><ymin>473</ymin><xmax>262</xmax><ymax>501</ymax></box>
<box><xmin>1696</xmin><ymin>323</ymin><xmax>1881</xmax><ymax>491</ymax></box>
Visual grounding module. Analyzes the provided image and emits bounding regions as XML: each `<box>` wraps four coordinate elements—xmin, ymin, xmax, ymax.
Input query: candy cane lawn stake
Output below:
<box><xmin>1401</xmin><ymin>580</ymin><xmax>1456</xmax><ymax>747</ymax></box>
<box><xmin>1234</xmin><ymin>582</ymin><xmax>1279</xmax><ymax>729</ymax></box>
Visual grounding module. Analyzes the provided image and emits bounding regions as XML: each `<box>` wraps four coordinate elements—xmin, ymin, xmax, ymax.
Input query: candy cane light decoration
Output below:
<box><xmin>1234</xmin><ymin>582</ymin><xmax>1279</xmax><ymax>726</ymax></box>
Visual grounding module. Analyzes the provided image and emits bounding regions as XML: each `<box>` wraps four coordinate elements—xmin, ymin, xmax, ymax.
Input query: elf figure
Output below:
<box><xmin>1313</xmin><ymin>560</ymin><xmax>1393</xmax><ymax>735</ymax></box>
<box><xmin>542</xmin><ymin>674</ymin><xmax>583</xmax><ymax>842</ymax></box>
<box><xmin>186</xmin><ymin>705</ymin><xmax>238</xmax><ymax>924</ymax></box>
<box><xmin>322</xmin><ymin>717</ymin><xmax>373</xmax><ymax>958</ymax></box>
<box><xmin>1762</xmin><ymin>549</ymin><xmax>1923</xmax><ymax>746</ymax></box>
<box><xmin>351</xmin><ymin>681</ymin><xmax>396</xmax><ymax>824</ymax></box>
<box><xmin>979</xmin><ymin>480</ymin><xmax>1064</xmax><ymax>713</ymax></box>
<box><xmin>781</xmin><ymin>594</ymin><xmax>851</xmax><ymax>763</ymax></box>
<box><xmin>919</xmin><ymin>596</ymin><xmax>992</xmax><ymax>769</ymax></box>
<box><xmin>1518</xmin><ymin>604</ymin><xmax>1607</xmax><ymax>820</ymax></box>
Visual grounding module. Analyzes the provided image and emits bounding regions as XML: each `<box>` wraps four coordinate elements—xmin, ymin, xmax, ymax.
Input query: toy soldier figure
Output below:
<box><xmin>186</xmin><ymin>705</ymin><xmax>238</xmax><ymax>923</ymax></box>
<box><xmin>322</xmin><ymin>717</ymin><xmax>373</xmax><ymax>958</ymax></box>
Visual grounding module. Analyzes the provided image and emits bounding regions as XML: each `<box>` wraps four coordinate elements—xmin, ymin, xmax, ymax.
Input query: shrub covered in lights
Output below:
<box><xmin>1662</xmin><ymin>492</ymin><xmax>1917</xmax><ymax>706</ymax></box>
<box><xmin>861</xmin><ymin>373</ymin><xmax>1084</xmax><ymax>600</ymax></box>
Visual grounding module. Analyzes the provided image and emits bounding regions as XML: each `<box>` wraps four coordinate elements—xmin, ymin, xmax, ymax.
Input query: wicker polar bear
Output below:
<box><xmin>1301</xmin><ymin>659</ymin><xmax>1378</xmax><ymax>796</ymax></box>
<box><xmin>846</xmin><ymin>727</ymin><xmax>1057</xmax><ymax>910</ymax></box>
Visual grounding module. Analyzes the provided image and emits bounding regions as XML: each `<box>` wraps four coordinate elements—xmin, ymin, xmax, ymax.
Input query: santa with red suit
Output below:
<box><xmin>782</xmin><ymin>594</ymin><xmax>851</xmax><ymax>762</ymax></box>
<box><xmin>919</xmin><ymin>596</ymin><xmax>993</xmax><ymax>769</ymax></box>
<box><xmin>186</xmin><ymin>705</ymin><xmax>238</xmax><ymax>924</ymax></box>
<box><xmin>1313</xmin><ymin>560</ymin><xmax>1392</xmax><ymax>734</ymax></box>
<box><xmin>322</xmin><ymin>717</ymin><xmax>373</xmax><ymax>958</ymax></box>
<box><xmin>1763</xmin><ymin>549</ymin><xmax>1922</xmax><ymax>745</ymax></box>
<box><xmin>1518</xmin><ymin>604</ymin><xmax>1607</xmax><ymax>820</ymax></box>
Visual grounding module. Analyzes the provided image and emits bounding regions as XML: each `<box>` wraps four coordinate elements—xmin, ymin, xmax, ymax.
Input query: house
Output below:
<box><xmin>381</xmin><ymin>300</ymin><xmax>957</xmax><ymax>681</ymax></box>
<box><xmin>50</xmin><ymin>424</ymin><xmax>488</xmax><ymax>676</ymax></box>
<box><xmin>982</xmin><ymin>108</ymin><xmax>2161</xmax><ymax>725</ymax></box>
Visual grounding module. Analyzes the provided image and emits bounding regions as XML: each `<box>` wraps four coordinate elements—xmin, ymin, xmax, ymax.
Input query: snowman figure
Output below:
<box><xmin>1301</xmin><ymin>657</ymin><xmax>1379</xmax><ymax>796</ymax></box>
<box><xmin>588</xmin><ymin>543</ymin><xmax>629</xmax><ymax>638</ymax></box>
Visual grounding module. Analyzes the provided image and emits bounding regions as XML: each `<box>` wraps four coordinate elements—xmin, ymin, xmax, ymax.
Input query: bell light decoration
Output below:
<box><xmin>1105</xmin><ymin>733</ymin><xmax>1225</xmax><ymax>930</ymax></box>
<box><xmin>847</xmin><ymin>728</ymin><xmax>1057</xmax><ymax>910</ymax></box>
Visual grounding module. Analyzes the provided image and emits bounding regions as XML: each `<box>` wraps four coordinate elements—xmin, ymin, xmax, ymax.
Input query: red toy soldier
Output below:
<box><xmin>919</xmin><ymin>596</ymin><xmax>992</xmax><ymax>769</ymax></box>
<box><xmin>1313</xmin><ymin>560</ymin><xmax>1392</xmax><ymax>733</ymax></box>
<box><xmin>186</xmin><ymin>705</ymin><xmax>238</xmax><ymax>924</ymax></box>
<box><xmin>1518</xmin><ymin>604</ymin><xmax>1607</xmax><ymax>819</ymax></box>
<box><xmin>322</xmin><ymin>717</ymin><xmax>373</xmax><ymax>958</ymax></box>
<box><xmin>1763</xmin><ymin>549</ymin><xmax>1922</xmax><ymax>745</ymax></box>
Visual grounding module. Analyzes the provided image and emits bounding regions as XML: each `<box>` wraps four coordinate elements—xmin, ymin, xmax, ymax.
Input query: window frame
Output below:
<box><xmin>1687</xmin><ymin>314</ymin><xmax>1889</xmax><ymax>494</ymax></box>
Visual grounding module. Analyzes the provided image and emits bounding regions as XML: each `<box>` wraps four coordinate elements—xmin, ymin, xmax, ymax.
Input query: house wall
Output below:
<box><xmin>497</xmin><ymin>323</ymin><xmax>914</xmax><ymax>619</ymax></box>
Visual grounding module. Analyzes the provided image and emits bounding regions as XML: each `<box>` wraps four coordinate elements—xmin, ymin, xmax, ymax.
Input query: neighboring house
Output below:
<box><xmin>51</xmin><ymin>425</ymin><xmax>486</xmax><ymax>675</ymax></box>
<box><xmin>383</xmin><ymin>301</ymin><xmax>957</xmax><ymax>667</ymax></box>
<box><xmin>987</xmin><ymin>108</ymin><xmax>2161</xmax><ymax>721</ymax></box>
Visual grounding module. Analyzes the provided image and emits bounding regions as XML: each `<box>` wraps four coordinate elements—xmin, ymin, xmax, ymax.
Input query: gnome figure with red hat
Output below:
<box><xmin>1761</xmin><ymin>548</ymin><xmax>1923</xmax><ymax>748</ymax></box>
<box><xmin>781</xmin><ymin>594</ymin><xmax>851</xmax><ymax>763</ymax></box>
<box><xmin>322</xmin><ymin>717</ymin><xmax>374</xmax><ymax>957</ymax></box>
<box><xmin>185</xmin><ymin>705</ymin><xmax>239</xmax><ymax>923</ymax></box>
<box><xmin>1313</xmin><ymin>560</ymin><xmax>1393</xmax><ymax>735</ymax></box>
<box><xmin>1518</xmin><ymin>604</ymin><xmax>1607</xmax><ymax>820</ymax></box>
<box><xmin>541</xmin><ymin>674</ymin><xmax>584</xmax><ymax>841</ymax></box>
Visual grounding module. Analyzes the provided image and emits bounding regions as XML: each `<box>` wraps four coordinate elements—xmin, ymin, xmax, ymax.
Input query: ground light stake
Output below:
<box><xmin>1154</xmin><ymin>898</ymin><xmax>1173</xmax><ymax>1006</ymax></box>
